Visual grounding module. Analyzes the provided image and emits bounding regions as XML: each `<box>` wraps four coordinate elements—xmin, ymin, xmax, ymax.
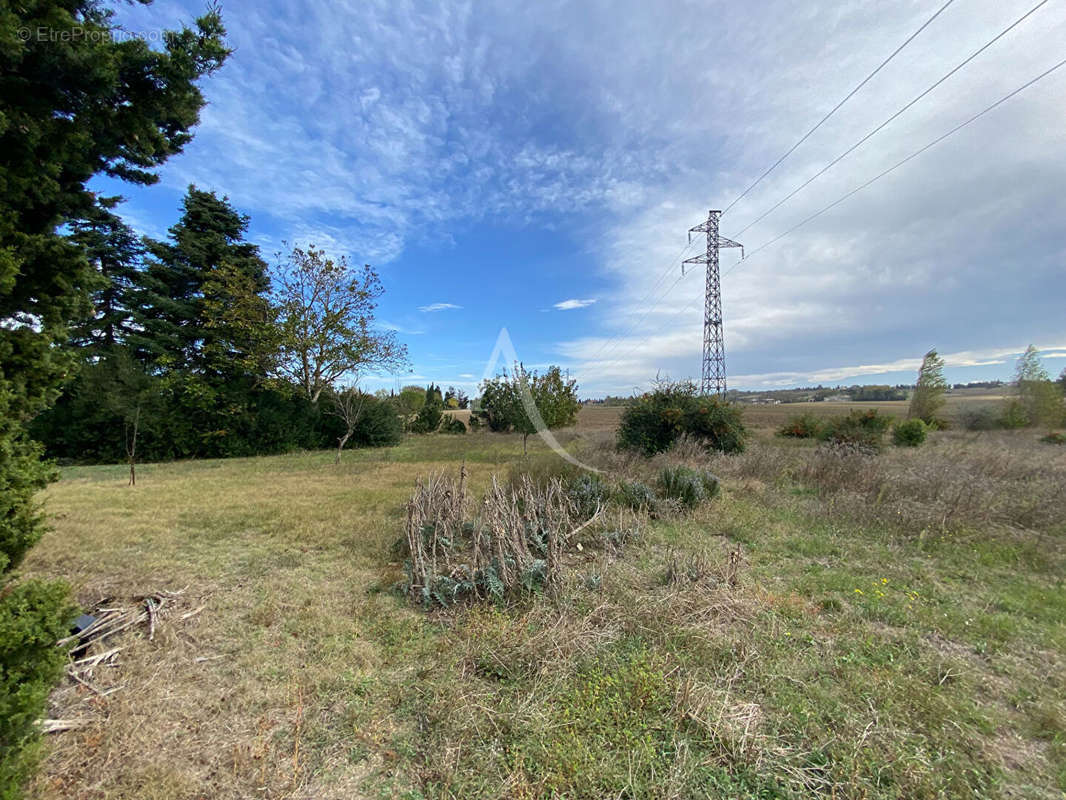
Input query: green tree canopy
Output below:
<box><xmin>0</xmin><ymin>2</ymin><xmax>230</xmax><ymax>793</ymax></box>
<box><xmin>272</xmin><ymin>246</ymin><xmax>407</xmax><ymax>403</ymax></box>
<box><xmin>476</xmin><ymin>365</ymin><xmax>580</xmax><ymax>452</ymax></box>
<box><xmin>908</xmin><ymin>349</ymin><xmax>947</xmax><ymax>425</ymax></box>
<box><xmin>134</xmin><ymin>186</ymin><xmax>270</xmax><ymax>378</ymax></box>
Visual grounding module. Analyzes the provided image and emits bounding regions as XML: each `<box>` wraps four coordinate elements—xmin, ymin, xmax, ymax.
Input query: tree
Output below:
<box><xmin>273</xmin><ymin>246</ymin><xmax>407</xmax><ymax>403</ymax></box>
<box><xmin>393</xmin><ymin>386</ymin><xmax>426</xmax><ymax>425</ymax></box>
<box><xmin>908</xmin><ymin>349</ymin><xmax>947</xmax><ymax>425</ymax></box>
<box><xmin>410</xmin><ymin>383</ymin><xmax>444</xmax><ymax>433</ymax></box>
<box><xmin>0</xmin><ymin>1</ymin><xmax>229</xmax><ymax>793</ymax></box>
<box><xmin>476</xmin><ymin>365</ymin><xmax>580</xmax><ymax>452</ymax></box>
<box><xmin>329</xmin><ymin>385</ymin><xmax>369</xmax><ymax>463</ymax></box>
<box><xmin>1012</xmin><ymin>345</ymin><xmax>1063</xmax><ymax>428</ymax></box>
<box><xmin>68</xmin><ymin>196</ymin><xmax>144</xmax><ymax>354</ymax></box>
<box><xmin>134</xmin><ymin>187</ymin><xmax>270</xmax><ymax>378</ymax></box>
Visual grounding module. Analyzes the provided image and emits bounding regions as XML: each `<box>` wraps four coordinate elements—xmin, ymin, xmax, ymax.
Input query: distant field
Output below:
<box><xmin>578</xmin><ymin>393</ymin><xmax>1004</xmax><ymax>432</ymax></box>
<box><xmin>24</xmin><ymin>408</ymin><xmax>1066</xmax><ymax>798</ymax></box>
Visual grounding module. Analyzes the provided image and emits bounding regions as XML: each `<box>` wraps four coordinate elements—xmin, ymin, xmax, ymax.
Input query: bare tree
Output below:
<box><xmin>125</xmin><ymin>405</ymin><xmax>140</xmax><ymax>486</ymax></box>
<box><xmin>273</xmin><ymin>246</ymin><xmax>407</xmax><ymax>404</ymax></box>
<box><xmin>330</xmin><ymin>385</ymin><xmax>369</xmax><ymax>464</ymax></box>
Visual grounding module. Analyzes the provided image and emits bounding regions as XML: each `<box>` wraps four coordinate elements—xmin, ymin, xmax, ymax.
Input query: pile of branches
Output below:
<box><xmin>44</xmin><ymin>589</ymin><xmax>202</xmax><ymax>733</ymax></box>
<box><xmin>404</xmin><ymin>467</ymin><xmax>601</xmax><ymax>607</ymax></box>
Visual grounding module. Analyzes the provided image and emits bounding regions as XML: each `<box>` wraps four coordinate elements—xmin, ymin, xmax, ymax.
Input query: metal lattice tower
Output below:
<box><xmin>683</xmin><ymin>210</ymin><xmax>743</xmax><ymax>396</ymax></box>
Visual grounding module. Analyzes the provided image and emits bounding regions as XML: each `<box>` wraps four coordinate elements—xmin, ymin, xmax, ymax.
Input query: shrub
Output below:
<box><xmin>658</xmin><ymin>465</ymin><xmax>707</xmax><ymax>509</ymax></box>
<box><xmin>959</xmin><ymin>405</ymin><xmax>1005</xmax><ymax>431</ymax></box>
<box><xmin>777</xmin><ymin>412</ymin><xmax>822</xmax><ymax>439</ymax></box>
<box><xmin>566</xmin><ymin>474</ymin><xmax>609</xmax><ymax>517</ymax></box>
<box><xmin>1001</xmin><ymin>400</ymin><xmax>1030</xmax><ymax>429</ymax></box>
<box><xmin>615</xmin><ymin>480</ymin><xmax>657</xmax><ymax>511</ymax></box>
<box><xmin>698</xmin><ymin>469</ymin><xmax>721</xmax><ymax>500</ymax></box>
<box><xmin>352</xmin><ymin>395</ymin><xmax>404</xmax><ymax>447</ymax></box>
<box><xmin>1041</xmin><ymin>432</ymin><xmax>1066</xmax><ymax>445</ymax></box>
<box><xmin>410</xmin><ymin>385</ymin><xmax>444</xmax><ymax>433</ymax></box>
<box><xmin>617</xmin><ymin>380</ymin><xmax>746</xmax><ymax>456</ymax></box>
<box><xmin>892</xmin><ymin>418</ymin><xmax>928</xmax><ymax>447</ymax></box>
<box><xmin>0</xmin><ymin>580</ymin><xmax>75</xmax><ymax>796</ymax></box>
<box><xmin>440</xmin><ymin>416</ymin><xmax>467</xmax><ymax>434</ymax></box>
<box><xmin>820</xmin><ymin>409</ymin><xmax>892</xmax><ymax>451</ymax></box>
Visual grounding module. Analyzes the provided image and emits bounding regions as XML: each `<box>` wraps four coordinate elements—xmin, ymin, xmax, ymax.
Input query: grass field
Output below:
<box><xmin>23</xmin><ymin>401</ymin><xmax>1066</xmax><ymax>799</ymax></box>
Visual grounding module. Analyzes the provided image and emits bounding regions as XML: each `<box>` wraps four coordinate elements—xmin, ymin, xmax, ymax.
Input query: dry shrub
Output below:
<box><xmin>403</xmin><ymin>468</ymin><xmax>601</xmax><ymax>606</ymax></box>
<box><xmin>797</xmin><ymin>432</ymin><xmax>1066</xmax><ymax>533</ymax></box>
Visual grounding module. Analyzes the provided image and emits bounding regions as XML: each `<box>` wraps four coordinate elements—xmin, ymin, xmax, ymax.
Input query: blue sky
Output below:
<box><xmin>94</xmin><ymin>0</ymin><xmax>1066</xmax><ymax>396</ymax></box>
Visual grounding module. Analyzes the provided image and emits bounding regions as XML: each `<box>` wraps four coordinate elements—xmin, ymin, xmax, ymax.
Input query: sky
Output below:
<box><xmin>93</xmin><ymin>0</ymin><xmax>1066</xmax><ymax>396</ymax></box>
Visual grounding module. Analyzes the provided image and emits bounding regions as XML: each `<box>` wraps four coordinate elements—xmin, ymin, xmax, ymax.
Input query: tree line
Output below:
<box><xmin>30</xmin><ymin>188</ymin><xmax>408</xmax><ymax>467</ymax></box>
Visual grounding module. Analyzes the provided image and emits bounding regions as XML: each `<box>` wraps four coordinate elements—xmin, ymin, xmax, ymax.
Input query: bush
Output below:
<box><xmin>617</xmin><ymin>380</ymin><xmax>746</xmax><ymax>456</ymax></box>
<box><xmin>658</xmin><ymin>465</ymin><xmax>708</xmax><ymax>510</ymax></box>
<box><xmin>1001</xmin><ymin>400</ymin><xmax>1030</xmax><ymax>429</ymax></box>
<box><xmin>777</xmin><ymin>412</ymin><xmax>823</xmax><ymax>439</ymax></box>
<box><xmin>0</xmin><ymin>580</ymin><xmax>75</xmax><ymax>796</ymax></box>
<box><xmin>440</xmin><ymin>416</ymin><xmax>467</xmax><ymax>435</ymax></box>
<box><xmin>820</xmin><ymin>409</ymin><xmax>892</xmax><ymax>451</ymax></box>
<box><xmin>958</xmin><ymin>405</ymin><xmax>1011</xmax><ymax>431</ymax></box>
<box><xmin>566</xmin><ymin>474</ymin><xmax>609</xmax><ymax>517</ymax></box>
<box><xmin>352</xmin><ymin>395</ymin><xmax>404</xmax><ymax>447</ymax></box>
<box><xmin>892</xmin><ymin>418</ymin><xmax>928</xmax><ymax>447</ymax></box>
<box><xmin>410</xmin><ymin>390</ymin><xmax>444</xmax><ymax>433</ymax></box>
<box><xmin>1041</xmin><ymin>432</ymin><xmax>1066</xmax><ymax>445</ymax></box>
<box><xmin>698</xmin><ymin>469</ymin><xmax>721</xmax><ymax>500</ymax></box>
<box><xmin>615</xmin><ymin>480</ymin><xmax>657</xmax><ymax>511</ymax></box>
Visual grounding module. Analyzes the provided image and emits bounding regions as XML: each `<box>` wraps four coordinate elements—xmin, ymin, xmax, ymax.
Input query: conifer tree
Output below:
<box><xmin>68</xmin><ymin>196</ymin><xmax>144</xmax><ymax>354</ymax></box>
<box><xmin>0</xmin><ymin>2</ymin><xmax>229</xmax><ymax>792</ymax></box>
<box><xmin>134</xmin><ymin>187</ymin><xmax>270</xmax><ymax>378</ymax></box>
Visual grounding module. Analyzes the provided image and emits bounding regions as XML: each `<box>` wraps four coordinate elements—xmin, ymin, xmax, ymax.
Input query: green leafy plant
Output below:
<box><xmin>658</xmin><ymin>465</ymin><xmax>707</xmax><ymax>509</ymax></box>
<box><xmin>892</xmin><ymin>418</ymin><xmax>928</xmax><ymax>447</ymax></box>
<box><xmin>410</xmin><ymin>383</ymin><xmax>445</xmax><ymax>433</ymax></box>
<box><xmin>778</xmin><ymin>413</ymin><xmax>823</xmax><ymax>439</ymax></box>
<box><xmin>820</xmin><ymin>409</ymin><xmax>892</xmax><ymax>451</ymax></box>
<box><xmin>440</xmin><ymin>416</ymin><xmax>467</xmax><ymax>434</ymax></box>
<box><xmin>909</xmin><ymin>349</ymin><xmax>947</xmax><ymax>426</ymax></box>
<box><xmin>1040</xmin><ymin>432</ymin><xmax>1066</xmax><ymax>445</ymax></box>
<box><xmin>566</xmin><ymin>474</ymin><xmax>609</xmax><ymax>517</ymax></box>
<box><xmin>617</xmin><ymin>380</ymin><xmax>746</xmax><ymax>456</ymax></box>
<box><xmin>614</xmin><ymin>480</ymin><xmax>657</xmax><ymax>511</ymax></box>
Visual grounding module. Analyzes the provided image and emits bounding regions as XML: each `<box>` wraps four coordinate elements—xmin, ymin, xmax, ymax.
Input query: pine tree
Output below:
<box><xmin>68</xmin><ymin>196</ymin><xmax>144</xmax><ymax>354</ymax></box>
<box><xmin>134</xmin><ymin>187</ymin><xmax>269</xmax><ymax>378</ymax></box>
<box><xmin>908</xmin><ymin>349</ymin><xmax>947</xmax><ymax>426</ymax></box>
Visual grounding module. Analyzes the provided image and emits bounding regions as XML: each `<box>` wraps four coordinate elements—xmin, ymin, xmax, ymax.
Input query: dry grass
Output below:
<box><xmin>21</xmin><ymin>413</ymin><xmax>1066</xmax><ymax>798</ymax></box>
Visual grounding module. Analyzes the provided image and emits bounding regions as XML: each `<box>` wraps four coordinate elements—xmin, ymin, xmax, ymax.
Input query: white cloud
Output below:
<box><xmin>418</xmin><ymin>302</ymin><xmax>462</xmax><ymax>313</ymax></box>
<box><xmin>111</xmin><ymin>0</ymin><xmax>1066</xmax><ymax>394</ymax></box>
<box><xmin>554</xmin><ymin>298</ymin><xmax>597</xmax><ymax>310</ymax></box>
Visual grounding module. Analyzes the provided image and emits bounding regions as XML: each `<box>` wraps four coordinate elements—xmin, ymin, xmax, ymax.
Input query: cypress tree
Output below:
<box><xmin>0</xmin><ymin>2</ymin><xmax>229</xmax><ymax>793</ymax></box>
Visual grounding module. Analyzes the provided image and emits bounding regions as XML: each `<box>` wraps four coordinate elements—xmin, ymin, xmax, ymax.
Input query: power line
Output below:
<box><xmin>722</xmin><ymin>0</ymin><xmax>957</xmax><ymax>215</ymax></box>
<box><xmin>733</xmin><ymin>0</ymin><xmax>1049</xmax><ymax>238</ymax></box>
<box><xmin>584</xmin><ymin>237</ymin><xmax>696</xmax><ymax>365</ymax></box>
<box><xmin>726</xmin><ymin>55</ymin><xmax>1066</xmax><ymax>275</ymax></box>
<box><xmin>667</xmin><ymin>55</ymin><xmax>1066</xmax><ymax>346</ymax></box>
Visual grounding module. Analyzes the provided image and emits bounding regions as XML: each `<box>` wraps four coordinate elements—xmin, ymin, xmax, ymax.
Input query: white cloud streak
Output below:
<box><xmin>418</xmin><ymin>302</ymin><xmax>462</xmax><ymax>313</ymax></box>
<box><xmin>554</xmin><ymin>298</ymin><xmax>597</xmax><ymax>310</ymax></box>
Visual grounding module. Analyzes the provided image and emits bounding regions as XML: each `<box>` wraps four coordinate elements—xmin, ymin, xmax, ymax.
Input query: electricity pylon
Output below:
<box><xmin>683</xmin><ymin>210</ymin><xmax>742</xmax><ymax>396</ymax></box>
